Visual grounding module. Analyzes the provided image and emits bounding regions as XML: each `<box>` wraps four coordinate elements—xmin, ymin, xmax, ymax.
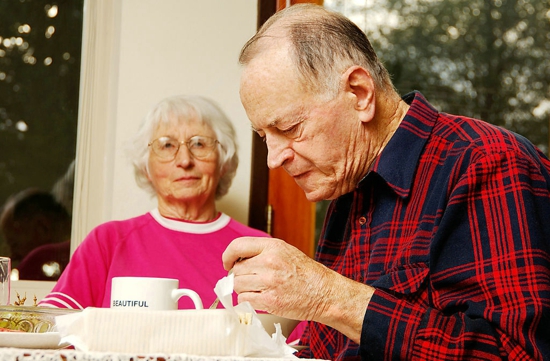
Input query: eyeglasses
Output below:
<box><xmin>148</xmin><ymin>136</ymin><xmax>219</xmax><ymax>160</ymax></box>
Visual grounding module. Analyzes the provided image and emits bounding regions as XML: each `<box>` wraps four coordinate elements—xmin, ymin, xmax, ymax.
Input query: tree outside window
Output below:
<box><xmin>0</xmin><ymin>0</ymin><xmax>83</xmax><ymax>280</ymax></box>
<box><xmin>325</xmin><ymin>0</ymin><xmax>550</xmax><ymax>153</ymax></box>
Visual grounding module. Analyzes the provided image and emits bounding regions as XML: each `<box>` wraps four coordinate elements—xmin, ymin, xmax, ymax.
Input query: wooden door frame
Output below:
<box><xmin>246</xmin><ymin>0</ymin><xmax>273</xmax><ymax>238</ymax></box>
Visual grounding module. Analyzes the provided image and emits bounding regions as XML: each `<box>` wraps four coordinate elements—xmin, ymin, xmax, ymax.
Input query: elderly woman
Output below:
<box><xmin>39</xmin><ymin>95</ymin><xmax>269</xmax><ymax>310</ymax></box>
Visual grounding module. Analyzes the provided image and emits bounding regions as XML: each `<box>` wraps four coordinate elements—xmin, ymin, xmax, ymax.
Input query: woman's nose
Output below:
<box><xmin>174</xmin><ymin>145</ymin><xmax>194</xmax><ymax>167</ymax></box>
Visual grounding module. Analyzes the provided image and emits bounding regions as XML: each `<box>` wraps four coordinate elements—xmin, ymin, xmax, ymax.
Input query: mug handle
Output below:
<box><xmin>171</xmin><ymin>289</ymin><xmax>204</xmax><ymax>309</ymax></box>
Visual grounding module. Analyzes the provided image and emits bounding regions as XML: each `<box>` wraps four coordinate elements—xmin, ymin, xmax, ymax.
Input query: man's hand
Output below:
<box><xmin>222</xmin><ymin>236</ymin><xmax>375</xmax><ymax>343</ymax></box>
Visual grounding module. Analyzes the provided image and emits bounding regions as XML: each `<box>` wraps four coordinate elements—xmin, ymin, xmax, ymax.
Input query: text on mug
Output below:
<box><xmin>112</xmin><ymin>300</ymin><xmax>149</xmax><ymax>307</ymax></box>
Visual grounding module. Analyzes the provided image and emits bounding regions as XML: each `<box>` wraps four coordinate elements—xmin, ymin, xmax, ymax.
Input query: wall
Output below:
<box><xmin>72</xmin><ymin>0</ymin><xmax>258</xmax><ymax>250</ymax></box>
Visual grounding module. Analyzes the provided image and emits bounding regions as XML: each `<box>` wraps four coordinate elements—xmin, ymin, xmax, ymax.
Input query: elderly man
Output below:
<box><xmin>223</xmin><ymin>4</ymin><xmax>550</xmax><ymax>361</ymax></box>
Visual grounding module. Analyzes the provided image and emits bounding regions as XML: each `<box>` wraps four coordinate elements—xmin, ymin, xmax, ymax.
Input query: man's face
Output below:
<box><xmin>240</xmin><ymin>47</ymin><xmax>362</xmax><ymax>202</ymax></box>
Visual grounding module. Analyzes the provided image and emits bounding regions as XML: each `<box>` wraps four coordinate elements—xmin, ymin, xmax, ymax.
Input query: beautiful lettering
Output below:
<box><xmin>112</xmin><ymin>300</ymin><xmax>149</xmax><ymax>307</ymax></box>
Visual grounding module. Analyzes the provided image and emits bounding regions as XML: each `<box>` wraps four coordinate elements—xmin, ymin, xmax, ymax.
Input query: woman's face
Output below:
<box><xmin>147</xmin><ymin>118</ymin><xmax>222</xmax><ymax>208</ymax></box>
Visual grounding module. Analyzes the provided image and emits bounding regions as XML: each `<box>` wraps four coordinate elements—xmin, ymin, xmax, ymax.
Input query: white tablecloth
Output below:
<box><xmin>0</xmin><ymin>348</ymin><xmax>311</xmax><ymax>361</ymax></box>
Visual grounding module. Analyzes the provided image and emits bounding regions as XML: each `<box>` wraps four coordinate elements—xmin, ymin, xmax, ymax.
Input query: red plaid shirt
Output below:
<box><xmin>299</xmin><ymin>92</ymin><xmax>550</xmax><ymax>360</ymax></box>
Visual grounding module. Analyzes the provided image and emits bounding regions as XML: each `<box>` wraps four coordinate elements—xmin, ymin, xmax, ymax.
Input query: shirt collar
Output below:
<box><xmin>365</xmin><ymin>91</ymin><xmax>439</xmax><ymax>198</ymax></box>
<box><xmin>149</xmin><ymin>208</ymin><xmax>231</xmax><ymax>233</ymax></box>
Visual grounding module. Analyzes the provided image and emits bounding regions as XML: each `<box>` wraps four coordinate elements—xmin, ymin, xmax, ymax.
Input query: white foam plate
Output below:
<box><xmin>0</xmin><ymin>332</ymin><xmax>67</xmax><ymax>349</ymax></box>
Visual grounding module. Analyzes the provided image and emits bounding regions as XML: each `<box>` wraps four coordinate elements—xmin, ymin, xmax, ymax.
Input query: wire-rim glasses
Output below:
<box><xmin>148</xmin><ymin>135</ymin><xmax>220</xmax><ymax>160</ymax></box>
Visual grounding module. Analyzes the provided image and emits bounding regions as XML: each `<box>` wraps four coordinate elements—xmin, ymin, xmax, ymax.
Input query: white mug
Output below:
<box><xmin>111</xmin><ymin>277</ymin><xmax>203</xmax><ymax>310</ymax></box>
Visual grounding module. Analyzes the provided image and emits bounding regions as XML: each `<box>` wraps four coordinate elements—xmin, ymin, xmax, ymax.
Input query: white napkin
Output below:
<box><xmin>54</xmin><ymin>274</ymin><xmax>297</xmax><ymax>358</ymax></box>
<box><xmin>213</xmin><ymin>272</ymin><xmax>297</xmax><ymax>358</ymax></box>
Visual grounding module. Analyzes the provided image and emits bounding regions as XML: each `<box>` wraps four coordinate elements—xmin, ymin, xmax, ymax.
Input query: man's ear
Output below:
<box><xmin>342</xmin><ymin>66</ymin><xmax>376</xmax><ymax>123</ymax></box>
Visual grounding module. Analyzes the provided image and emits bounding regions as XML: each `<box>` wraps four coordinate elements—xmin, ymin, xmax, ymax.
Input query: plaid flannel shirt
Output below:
<box><xmin>299</xmin><ymin>92</ymin><xmax>550</xmax><ymax>361</ymax></box>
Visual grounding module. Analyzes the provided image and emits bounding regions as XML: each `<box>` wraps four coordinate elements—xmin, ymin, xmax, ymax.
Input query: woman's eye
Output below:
<box><xmin>162</xmin><ymin>140</ymin><xmax>177</xmax><ymax>149</ymax></box>
<box><xmin>189</xmin><ymin>138</ymin><xmax>205</xmax><ymax>148</ymax></box>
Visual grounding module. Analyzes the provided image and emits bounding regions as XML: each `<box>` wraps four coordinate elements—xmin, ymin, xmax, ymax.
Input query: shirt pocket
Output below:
<box><xmin>370</xmin><ymin>262</ymin><xmax>429</xmax><ymax>295</ymax></box>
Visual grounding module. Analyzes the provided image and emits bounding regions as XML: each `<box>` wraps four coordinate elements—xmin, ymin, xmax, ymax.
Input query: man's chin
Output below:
<box><xmin>304</xmin><ymin>193</ymin><xmax>325</xmax><ymax>202</ymax></box>
<box><xmin>301</xmin><ymin>185</ymin><xmax>331</xmax><ymax>203</ymax></box>
<box><xmin>294</xmin><ymin>176</ymin><xmax>337</xmax><ymax>202</ymax></box>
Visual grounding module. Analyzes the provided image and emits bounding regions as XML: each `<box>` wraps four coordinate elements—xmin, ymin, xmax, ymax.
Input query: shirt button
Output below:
<box><xmin>358</xmin><ymin>217</ymin><xmax>367</xmax><ymax>225</ymax></box>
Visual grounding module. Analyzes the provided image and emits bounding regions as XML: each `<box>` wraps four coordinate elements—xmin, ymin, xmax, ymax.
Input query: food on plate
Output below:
<box><xmin>0</xmin><ymin>327</ymin><xmax>23</xmax><ymax>332</ymax></box>
<box><xmin>12</xmin><ymin>291</ymin><xmax>38</xmax><ymax>307</ymax></box>
<box><xmin>0</xmin><ymin>306</ymin><xmax>80</xmax><ymax>333</ymax></box>
<box><xmin>238</xmin><ymin>312</ymin><xmax>252</xmax><ymax>325</ymax></box>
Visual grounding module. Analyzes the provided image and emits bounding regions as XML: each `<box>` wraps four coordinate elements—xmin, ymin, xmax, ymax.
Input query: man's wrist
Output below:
<box><xmin>315</xmin><ymin>270</ymin><xmax>375</xmax><ymax>343</ymax></box>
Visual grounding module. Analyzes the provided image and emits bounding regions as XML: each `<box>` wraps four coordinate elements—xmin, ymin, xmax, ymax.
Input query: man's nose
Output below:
<box><xmin>266</xmin><ymin>136</ymin><xmax>293</xmax><ymax>169</ymax></box>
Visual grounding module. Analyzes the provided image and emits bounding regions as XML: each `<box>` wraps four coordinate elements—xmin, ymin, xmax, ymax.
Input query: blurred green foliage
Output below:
<box><xmin>326</xmin><ymin>0</ymin><xmax>550</xmax><ymax>153</ymax></box>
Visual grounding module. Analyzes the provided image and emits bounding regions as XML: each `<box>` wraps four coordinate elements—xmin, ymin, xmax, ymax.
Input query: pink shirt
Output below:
<box><xmin>39</xmin><ymin>209</ymin><xmax>269</xmax><ymax>310</ymax></box>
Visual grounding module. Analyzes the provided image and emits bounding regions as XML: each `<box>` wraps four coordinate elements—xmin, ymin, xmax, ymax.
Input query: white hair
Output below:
<box><xmin>127</xmin><ymin>95</ymin><xmax>239</xmax><ymax>199</ymax></box>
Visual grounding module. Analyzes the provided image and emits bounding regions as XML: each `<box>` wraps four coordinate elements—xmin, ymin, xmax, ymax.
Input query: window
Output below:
<box><xmin>0</xmin><ymin>0</ymin><xmax>84</xmax><ymax>280</ymax></box>
<box><xmin>325</xmin><ymin>0</ymin><xmax>550</xmax><ymax>153</ymax></box>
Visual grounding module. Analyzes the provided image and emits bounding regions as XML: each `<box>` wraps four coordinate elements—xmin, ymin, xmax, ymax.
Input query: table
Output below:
<box><xmin>0</xmin><ymin>348</ymin><xmax>306</xmax><ymax>361</ymax></box>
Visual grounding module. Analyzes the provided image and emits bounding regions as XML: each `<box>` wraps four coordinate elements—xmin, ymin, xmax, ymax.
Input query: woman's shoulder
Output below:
<box><xmin>225</xmin><ymin>217</ymin><xmax>271</xmax><ymax>238</ymax></box>
<box><xmin>87</xmin><ymin>212</ymin><xmax>156</xmax><ymax>239</ymax></box>
<box><xmin>73</xmin><ymin>212</ymin><xmax>158</xmax><ymax>257</ymax></box>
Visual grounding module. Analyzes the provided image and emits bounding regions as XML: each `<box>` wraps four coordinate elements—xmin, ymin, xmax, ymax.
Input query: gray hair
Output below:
<box><xmin>128</xmin><ymin>95</ymin><xmax>239</xmax><ymax>199</ymax></box>
<box><xmin>239</xmin><ymin>4</ymin><xmax>394</xmax><ymax>98</ymax></box>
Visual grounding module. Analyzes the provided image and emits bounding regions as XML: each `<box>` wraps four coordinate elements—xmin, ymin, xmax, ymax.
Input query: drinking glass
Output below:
<box><xmin>0</xmin><ymin>257</ymin><xmax>11</xmax><ymax>305</ymax></box>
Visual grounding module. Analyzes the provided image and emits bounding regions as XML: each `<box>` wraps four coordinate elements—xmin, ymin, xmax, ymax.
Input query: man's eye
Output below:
<box><xmin>281</xmin><ymin>124</ymin><xmax>299</xmax><ymax>135</ymax></box>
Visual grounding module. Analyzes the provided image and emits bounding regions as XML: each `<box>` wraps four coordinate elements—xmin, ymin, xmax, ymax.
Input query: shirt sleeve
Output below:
<box><xmin>361</xmin><ymin>149</ymin><xmax>550</xmax><ymax>360</ymax></box>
